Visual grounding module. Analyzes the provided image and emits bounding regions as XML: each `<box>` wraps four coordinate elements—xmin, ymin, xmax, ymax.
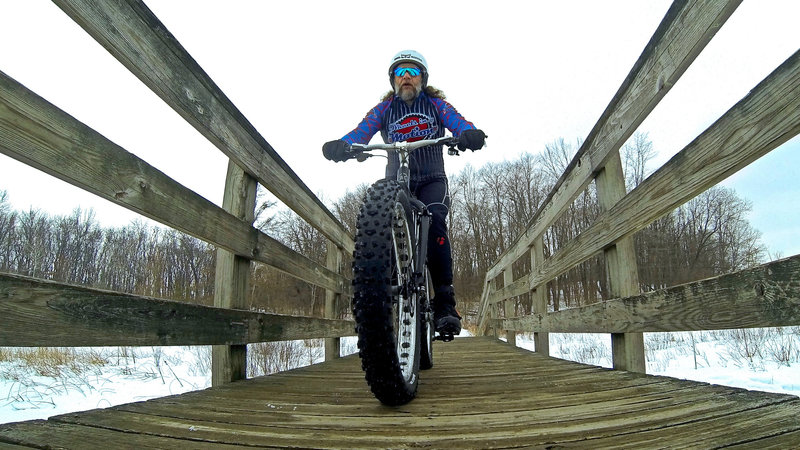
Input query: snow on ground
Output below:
<box><xmin>0</xmin><ymin>346</ymin><xmax>212</xmax><ymax>424</ymax></box>
<box><xmin>0</xmin><ymin>339</ymin><xmax>360</xmax><ymax>425</ymax></box>
<box><xmin>2</xmin><ymin>329</ymin><xmax>798</xmax><ymax>424</ymax></box>
<box><xmin>517</xmin><ymin>329</ymin><xmax>800</xmax><ymax>396</ymax></box>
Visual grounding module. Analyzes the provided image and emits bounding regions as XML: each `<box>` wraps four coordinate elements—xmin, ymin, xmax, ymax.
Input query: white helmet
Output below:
<box><xmin>388</xmin><ymin>50</ymin><xmax>428</xmax><ymax>88</ymax></box>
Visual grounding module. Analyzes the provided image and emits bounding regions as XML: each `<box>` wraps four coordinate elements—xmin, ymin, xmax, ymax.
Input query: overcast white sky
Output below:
<box><xmin>1</xmin><ymin>1</ymin><xmax>798</xmax><ymax>258</ymax></box>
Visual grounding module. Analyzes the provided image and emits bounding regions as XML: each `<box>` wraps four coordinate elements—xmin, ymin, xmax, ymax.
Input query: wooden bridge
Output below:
<box><xmin>2</xmin><ymin>0</ymin><xmax>800</xmax><ymax>447</ymax></box>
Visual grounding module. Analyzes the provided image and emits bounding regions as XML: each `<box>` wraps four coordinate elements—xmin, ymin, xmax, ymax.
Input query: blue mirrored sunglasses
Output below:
<box><xmin>393</xmin><ymin>67</ymin><xmax>421</xmax><ymax>77</ymax></box>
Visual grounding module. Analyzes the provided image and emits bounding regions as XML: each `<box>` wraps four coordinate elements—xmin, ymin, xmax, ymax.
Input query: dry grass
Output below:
<box><xmin>0</xmin><ymin>348</ymin><xmax>107</xmax><ymax>378</ymax></box>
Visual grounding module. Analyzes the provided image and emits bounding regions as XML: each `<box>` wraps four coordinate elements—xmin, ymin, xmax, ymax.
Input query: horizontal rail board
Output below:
<box><xmin>0</xmin><ymin>71</ymin><xmax>349</xmax><ymax>295</ymax></box>
<box><xmin>0</xmin><ymin>272</ymin><xmax>355</xmax><ymax>347</ymax></box>
<box><xmin>504</xmin><ymin>254</ymin><xmax>800</xmax><ymax>333</ymax></box>
<box><xmin>52</xmin><ymin>0</ymin><xmax>354</xmax><ymax>254</ymax></box>
<box><xmin>488</xmin><ymin>277</ymin><xmax>529</xmax><ymax>305</ymax></box>
<box><xmin>485</xmin><ymin>0</ymin><xmax>742</xmax><ymax>281</ymax></box>
<box><xmin>526</xmin><ymin>49</ymin><xmax>800</xmax><ymax>293</ymax></box>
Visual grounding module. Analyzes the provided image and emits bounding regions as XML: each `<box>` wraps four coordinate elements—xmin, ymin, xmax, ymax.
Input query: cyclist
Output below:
<box><xmin>322</xmin><ymin>50</ymin><xmax>486</xmax><ymax>336</ymax></box>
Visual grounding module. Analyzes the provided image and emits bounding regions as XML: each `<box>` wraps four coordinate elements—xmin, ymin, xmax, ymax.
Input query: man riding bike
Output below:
<box><xmin>323</xmin><ymin>49</ymin><xmax>486</xmax><ymax>336</ymax></box>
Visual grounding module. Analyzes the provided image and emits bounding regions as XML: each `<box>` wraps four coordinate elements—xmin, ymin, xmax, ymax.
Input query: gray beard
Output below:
<box><xmin>395</xmin><ymin>83</ymin><xmax>421</xmax><ymax>102</ymax></box>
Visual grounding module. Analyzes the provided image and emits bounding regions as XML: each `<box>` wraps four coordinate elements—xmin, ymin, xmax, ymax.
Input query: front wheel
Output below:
<box><xmin>352</xmin><ymin>179</ymin><xmax>420</xmax><ymax>405</ymax></box>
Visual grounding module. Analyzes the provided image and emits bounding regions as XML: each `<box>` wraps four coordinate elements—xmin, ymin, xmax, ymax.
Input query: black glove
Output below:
<box><xmin>322</xmin><ymin>139</ymin><xmax>351</xmax><ymax>162</ymax></box>
<box><xmin>458</xmin><ymin>129</ymin><xmax>487</xmax><ymax>151</ymax></box>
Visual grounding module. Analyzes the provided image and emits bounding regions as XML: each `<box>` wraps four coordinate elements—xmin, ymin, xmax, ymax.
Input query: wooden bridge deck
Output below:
<box><xmin>1</xmin><ymin>337</ymin><xmax>799</xmax><ymax>448</ymax></box>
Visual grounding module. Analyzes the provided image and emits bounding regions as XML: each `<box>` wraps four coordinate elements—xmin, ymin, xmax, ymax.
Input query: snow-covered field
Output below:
<box><xmin>526</xmin><ymin>329</ymin><xmax>800</xmax><ymax>396</ymax></box>
<box><xmin>2</xmin><ymin>329</ymin><xmax>798</xmax><ymax>424</ymax></box>
<box><xmin>0</xmin><ymin>346</ymin><xmax>214</xmax><ymax>424</ymax></box>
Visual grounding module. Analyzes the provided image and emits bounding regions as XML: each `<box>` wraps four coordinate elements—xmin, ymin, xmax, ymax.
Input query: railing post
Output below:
<box><xmin>502</xmin><ymin>268</ymin><xmax>516</xmax><ymax>347</ymax></box>
<box><xmin>596</xmin><ymin>152</ymin><xmax>645</xmax><ymax>373</ymax></box>
<box><xmin>531</xmin><ymin>237</ymin><xmax>550</xmax><ymax>355</ymax></box>
<box><xmin>325</xmin><ymin>240</ymin><xmax>343</xmax><ymax>361</ymax></box>
<box><xmin>212</xmin><ymin>161</ymin><xmax>257</xmax><ymax>386</ymax></box>
<box><xmin>488</xmin><ymin>281</ymin><xmax>499</xmax><ymax>338</ymax></box>
<box><xmin>476</xmin><ymin>279</ymin><xmax>493</xmax><ymax>336</ymax></box>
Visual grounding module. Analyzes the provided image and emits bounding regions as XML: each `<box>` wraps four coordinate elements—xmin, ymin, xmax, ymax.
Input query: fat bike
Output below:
<box><xmin>349</xmin><ymin>136</ymin><xmax>461</xmax><ymax>406</ymax></box>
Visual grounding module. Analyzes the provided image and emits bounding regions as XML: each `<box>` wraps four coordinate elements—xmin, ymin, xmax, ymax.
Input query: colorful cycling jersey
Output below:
<box><xmin>342</xmin><ymin>92</ymin><xmax>475</xmax><ymax>183</ymax></box>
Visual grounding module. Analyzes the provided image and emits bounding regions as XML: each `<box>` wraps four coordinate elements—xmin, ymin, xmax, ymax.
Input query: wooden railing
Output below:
<box><xmin>476</xmin><ymin>0</ymin><xmax>800</xmax><ymax>372</ymax></box>
<box><xmin>0</xmin><ymin>0</ymin><xmax>355</xmax><ymax>386</ymax></box>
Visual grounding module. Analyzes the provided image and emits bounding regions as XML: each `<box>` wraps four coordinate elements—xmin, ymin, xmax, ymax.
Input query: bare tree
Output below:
<box><xmin>14</xmin><ymin>208</ymin><xmax>53</xmax><ymax>278</ymax></box>
<box><xmin>0</xmin><ymin>191</ymin><xmax>17</xmax><ymax>271</ymax></box>
<box><xmin>332</xmin><ymin>184</ymin><xmax>369</xmax><ymax>237</ymax></box>
<box><xmin>51</xmin><ymin>208</ymin><xmax>102</xmax><ymax>285</ymax></box>
<box><xmin>622</xmin><ymin>131</ymin><xmax>656</xmax><ymax>190</ymax></box>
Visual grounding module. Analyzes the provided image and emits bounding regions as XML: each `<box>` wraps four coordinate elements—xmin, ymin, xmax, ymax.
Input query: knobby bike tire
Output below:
<box><xmin>352</xmin><ymin>179</ymin><xmax>421</xmax><ymax>405</ymax></box>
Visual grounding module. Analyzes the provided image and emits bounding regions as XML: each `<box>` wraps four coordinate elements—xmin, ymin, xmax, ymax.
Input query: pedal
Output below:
<box><xmin>435</xmin><ymin>332</ymin><xmax>455</xmax><ymax>342</ymax></box>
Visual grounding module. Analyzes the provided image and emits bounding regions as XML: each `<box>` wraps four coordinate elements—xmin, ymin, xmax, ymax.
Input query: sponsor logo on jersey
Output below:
<box><xmin>387</xmin><ymin>114</ymin><xmax>438</xmax><ymax>142</ymax></box>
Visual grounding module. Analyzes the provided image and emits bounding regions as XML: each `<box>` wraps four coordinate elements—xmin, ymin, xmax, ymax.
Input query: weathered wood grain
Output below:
<box><xmin>0</xmin><ymin>70</ymin><xmax>349</xmax><ymax>295</ymax></box>
<box><xmin>0</xmin><ymin>272</ymin><xmax>355</xmax><ymax>347</ymax></box>
<box><xmin>505</xmin><ymin>254</ymin><xmax>800</xmax><ymax>333</ymax></box>
<box><xmin>486</xmin><ymin>277</ymin><xmax>528</xmax><ymax>305</ymax></box>
<box><xmin>530</xmin><ymin>237</ymin><xmax>549</xmax><ymax>354</ymax></box>
<box><xmin>597</xmin><ymin>151</ymin><xmax>645</xmax><ymax>372</ymax></box>
<box><xmin>212</xmin><ymin>161</ymin><xmax>256</xmax><ymax>385</ymax></box>
<box><xmin>501</xmin><ymin>268</ymin><xmax>516</xmax><ymax>346</ymax></box>
<box><xmin>51</xmin><ymin>0</ymin><xmax>354</xmax><ymax>255</ymax></box>
<box><xmin>485</xmin><ymin>0</ymin><xmax>742</xmax><ymax>281</ymax></box>
<box><xmin>324</xmin><ymin>241</ymin><xmax>344</xmax><ymax>361</ymax></box>
<box><xmin>2</xmin><ymin>338</ymin><xmax>798</xmax><ymax>447</ymax></box>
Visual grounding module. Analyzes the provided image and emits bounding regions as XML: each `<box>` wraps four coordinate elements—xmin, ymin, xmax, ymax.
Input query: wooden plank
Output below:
<box><xmin>595</xmin><ymin>152</ymin><xmax>640</xmax><ymax>299</ymax></box>
<box><xmin>577</xmin><ymin>400</ymin><xmax>800</xmax><ymax>448</ymax></box>
<box><xmin>116</xmin><ymin>379</ymin><xmax>691</xmax><ymax>419</ymax></box>
<box><xmin>475</xmin><ymin>279</ymin><xmax>493</xmax><ymax>334</ymax></box>
<box><xmin>502</xmin><ymin>268</ymin><xmax>516</xmax><ymax>346</ymax></box>
<box><xmin>726</xmin><ymin>429</ymin><xmax>800</xmax><ymax>449</ymax></box>
<box><xmin>506</xmin><ymin>254</ymin><xmax>800</xmax><ymax>333</ymax></box>
<box><xmin>0</xmin><ymin>420</ymin><xmax>241</xmax><ymax>449</ymax></box>
<box><xmin>0</xmin><ymin>272</ymin><xmax>354</xmax><ymax>347</ymax></box>
<box><xmin>531</xmin><ymin>237</ymin><xmax>549</xmax><ymax>354</ymax></box>
<box><xmin>0</xmin><ymin>70</ymin><xmax>349</xmax><ymax>295</ymax></box>
<box><xmin>487</xmin><ymin>277</ymin><xmax>528</xmax><ymax>305</ymax></box>
<box><xmin>486</xmin><ymin>0</ymin><xmax>742</xmax><ymax>281</ymax></box>
<box><xmin>527</xmin><ymin>49</ymin><xmax>800</xmax><ymax>293</ymax></box>
<box><xmin>212</xmin><ymin>160</ymin><xmax>256</xmax><ymax>385</ymax></box>
<box><xmin>53</xmin><ymin>387</ymin><xmax>786</xmax><ymax>437</ymax></box>
<box><xmin>597</xmin><ymin>151</ymin><xmax>645</xmax><ymax>372</ymax></box>
<box><xmin>324</xmin><ymin>241</ymin><xmax>343</xmax><ymax>361</ymax></box>
<box><xmin>52</xmin><ymin>0</ymin><xmax>354</xmax><ymax>254</ymax></box>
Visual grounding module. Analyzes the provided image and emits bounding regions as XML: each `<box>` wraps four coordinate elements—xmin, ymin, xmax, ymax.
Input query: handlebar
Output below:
<box><xmin>350</xmin><ymin>136</ymin><xmax>461</xmax><ymax>158</ymax></box>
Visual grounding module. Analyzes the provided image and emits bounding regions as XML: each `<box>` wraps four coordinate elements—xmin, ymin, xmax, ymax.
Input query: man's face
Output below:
<box><xmin>394</xmin><ymin>63</ymin><xmax>423</xmax><ymax>101</ymax></box>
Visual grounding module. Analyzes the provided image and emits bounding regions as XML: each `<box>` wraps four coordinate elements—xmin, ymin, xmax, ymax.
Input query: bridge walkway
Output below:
<box><xmin>2</xmin><ymin>337</ymin><xmax>799</xmax><ymax>448</ymax></box>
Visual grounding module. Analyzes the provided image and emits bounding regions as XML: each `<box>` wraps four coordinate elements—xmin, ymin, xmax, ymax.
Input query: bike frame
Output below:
<box><xmin>352</xmin><ymin>136</ymin><xmax>460</xmax><ymax>340</ymax></box>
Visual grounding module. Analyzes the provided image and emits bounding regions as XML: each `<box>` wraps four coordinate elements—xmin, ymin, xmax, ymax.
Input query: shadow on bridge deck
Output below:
<box><xmin>1</xmin><ymin>337</ymin><xmax>799</xmax><ymax>448</ymax></box>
